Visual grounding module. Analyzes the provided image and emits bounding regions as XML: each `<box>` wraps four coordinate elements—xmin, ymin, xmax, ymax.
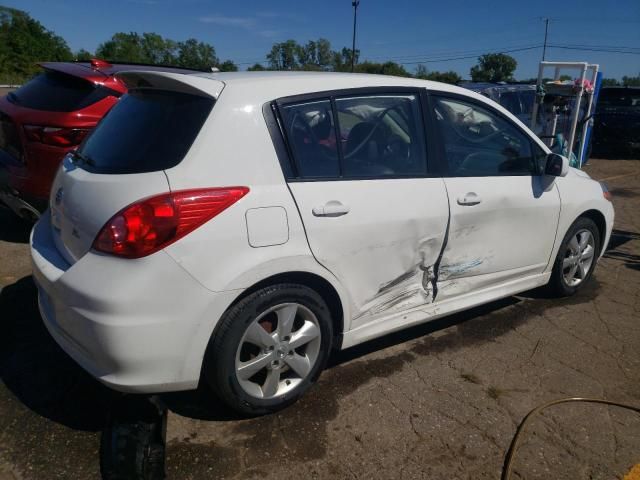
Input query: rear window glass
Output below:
<box><xmin>8</xmin><ymin>71</ymin><xmax>118</xmax><ymax>112</ymax></box>
<box><xmin>76</xmin><ymin>89</ymin><xmax>214</xmax><ymax>174</ymax></box>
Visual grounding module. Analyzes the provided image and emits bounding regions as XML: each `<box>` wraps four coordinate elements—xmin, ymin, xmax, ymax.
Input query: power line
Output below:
<box><xmin>364</xmin><ymin>42</ymin><xmax>542</xmax><ymax>61</ymax></box>
<box><xmin>548</xmin><ymin>45</ymin><xmax>640</xmax><ymax>55</ymax></box>
<box><xmin>550</xmin><ymin>43</ymin><xmax>640</xmax><ymax>51</ymax></box>
<box><xmin>395</xmin><ymin>45</ymin><xmax>542</xmax><ymax>65</ymax></box>
<box><xmin>231</xmin><ymin>42</ymin><xmax>640</xmax><ymax>69</ymax></box>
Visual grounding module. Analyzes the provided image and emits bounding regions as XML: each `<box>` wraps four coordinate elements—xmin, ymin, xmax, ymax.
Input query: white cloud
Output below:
<box><xmin>198</xmin><ymin>15</ymin><xmax>255</xmax><ymax>29</ymax></box>
<box><xmin>258</xmin><ymin>29</ymin><xmax>281</xmax><ymax>39</ymax></box>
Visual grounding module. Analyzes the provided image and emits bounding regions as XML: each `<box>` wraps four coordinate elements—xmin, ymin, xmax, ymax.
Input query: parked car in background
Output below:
<box><xmin>460</xmin><ymin>82</ymin><xmax>538</xmax><ymax>126</ymax></box>
<box><xmin>31</xmin><ymin>71</ymin><xmax>613</xmax><ymax>416</ymax></box>
<box><xmin>0</xmin><ymin>59</ymin><xmax>201</xmax><ymax>220</ymax></box>
<box><xmin>592</xmin><ymin>86</ymin><xmax>640</xmax><ymax>158</ymax></box>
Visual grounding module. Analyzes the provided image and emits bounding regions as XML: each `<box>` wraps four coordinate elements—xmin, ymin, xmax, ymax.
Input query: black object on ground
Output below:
<box><xmin>100</xmin><ymin>395</ymin><xmax>168</xmax><ymax>480</ymax></box>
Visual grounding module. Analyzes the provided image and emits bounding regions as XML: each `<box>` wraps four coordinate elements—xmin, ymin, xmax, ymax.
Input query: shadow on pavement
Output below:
<box><xmin>0</xmin><ymin>207</ymin><xmax>32</xmax><ymax>244</ymax></box>
<box><xmin>604</xmin><ymin>229</ymin><xmax>640</xmax><ymax>271</ymax></box>
<box><xmin>0</xmin><ymin>276</ymin><xmax>115</xmax><ymax>431</ymax></box>
<box><xmin>164</xmin><ymin>296</ymin><xmax>524</xmax><ymax>421</ymax></box>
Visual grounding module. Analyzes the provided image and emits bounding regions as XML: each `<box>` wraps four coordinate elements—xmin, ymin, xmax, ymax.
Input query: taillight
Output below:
<box><xmin>24</xmin><ymin>125</ymin><xmax>90</xmax><ymax>147</ymax></box>
<box><xmin>93</xmin><ymin>187</ymin><xmax>249</xmax><ymax>258</ymax></box>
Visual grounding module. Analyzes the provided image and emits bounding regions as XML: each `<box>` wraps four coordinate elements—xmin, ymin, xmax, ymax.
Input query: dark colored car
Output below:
<box><xmin>592</xmin><ymin>87</ymin><xmax>640</xmax><ymax>158</ymax></box>
<box><xmin>0</xmin><ymin>59</ymin><xmax>201</xmax><ymax>220</ymax></box>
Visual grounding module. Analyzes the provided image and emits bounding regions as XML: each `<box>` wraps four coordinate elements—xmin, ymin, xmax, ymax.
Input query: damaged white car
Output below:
<box><xmin>31</xmin><ymin>71</ymin><xmax>614</xmax><ymax>415</ymax></box>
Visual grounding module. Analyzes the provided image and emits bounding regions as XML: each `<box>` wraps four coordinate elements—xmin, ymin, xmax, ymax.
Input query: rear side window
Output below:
<box><xmin>279</xmin><ymin>100</ymin><xmax>340</xmax><ymax>178</ymax></box>
<box><xmin>76</xmin><ymin>89</ymin><xmax>214</xmax><ymax>174</ymax></box>
<box><xmin>278</xmin><ymin>91</ymin><xmax>427</xmax><ymax>179</ymax></box>
<box><xmin>8</xmin><ymin>71</ymin><xmax>118</xmax><ymax>112</ymax></box>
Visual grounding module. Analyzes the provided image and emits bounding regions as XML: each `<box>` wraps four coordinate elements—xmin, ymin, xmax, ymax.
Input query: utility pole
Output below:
<box><xmin>351</xmin><ymin>0</ymin><xmax>360</xmax><ymax>72</ymax></box>
<box><xmin>542</xmin><ymin>17</ymin><xmax>549</xmax><ymax>61</ymax></box>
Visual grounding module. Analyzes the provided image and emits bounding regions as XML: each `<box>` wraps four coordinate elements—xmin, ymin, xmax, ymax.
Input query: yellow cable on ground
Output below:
<box><xmin>624</xmin><ymin>464</ymin><xmax>640</xmax><ymax>480</ymax></box>
<box><xmin>501</xmin><ymin>397</ymin><xmax>640</xmax><ymax>480</ymax></box>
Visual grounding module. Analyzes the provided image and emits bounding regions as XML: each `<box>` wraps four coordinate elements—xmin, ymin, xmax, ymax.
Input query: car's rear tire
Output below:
<box><xmin>547</xmin><ymin>217</ymin><xmax>601</xmax><ymax>297</ymax></box>
<box><xmin>203</xmin><ymin>284</ymin><xmax>333</xmax><ymax>416</ymax></box>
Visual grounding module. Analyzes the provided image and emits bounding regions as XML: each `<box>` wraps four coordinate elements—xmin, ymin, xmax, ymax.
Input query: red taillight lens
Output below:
<box><xmin>24</xmin><ymin>125</ymin><xmax>90</xmax><ymax>147</ymax></box>
<box><xmin>93</xmin><ymin>187</ymin><xmax>249</xmax><ymax>258</ymax></box>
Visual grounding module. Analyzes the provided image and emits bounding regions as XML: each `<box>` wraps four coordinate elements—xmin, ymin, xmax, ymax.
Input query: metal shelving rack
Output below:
<box><xmin>530</xmin><ymin>61</ymin><xmax>600</xmax><ymax>167</ymax></box>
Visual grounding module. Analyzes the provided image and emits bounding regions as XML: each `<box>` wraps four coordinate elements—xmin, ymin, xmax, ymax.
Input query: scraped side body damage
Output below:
<box><xmin>354</xmin><ymin>234</ymin><xmax>443</xmax><ymax>319</ymax></box>
<box><xmin>287</xmin><ymin>178</ymin><xmax>451</xmax><ymax>331</ymax></box>
<box><xmin>357</xmin><ymin>263</ymin><xmax>436</xmax><ymax>318</ymax></box>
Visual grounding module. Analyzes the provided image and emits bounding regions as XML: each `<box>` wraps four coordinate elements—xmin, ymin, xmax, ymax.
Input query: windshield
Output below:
<box><xmin>76</xmin><ymin>89</ymin><xmax>214</xmax><ymax>174</ymax></box>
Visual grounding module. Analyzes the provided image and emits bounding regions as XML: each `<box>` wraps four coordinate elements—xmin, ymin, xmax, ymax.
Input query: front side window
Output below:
<box><xmin>335</xmin><ymin>94</ymin><xmax>426</xmax><ymax>177</ymax></box>
<box><xmin>433</xmin><ymin>96</ymin><xmax>536</xmax><ymax>176</ymax></box>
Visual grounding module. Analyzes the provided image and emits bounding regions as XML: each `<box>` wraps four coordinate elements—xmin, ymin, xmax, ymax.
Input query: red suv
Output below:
<box><xmin>0</xmin><ymin>59</ymin><xmax>200</xmax><ymax>220</ymax></box>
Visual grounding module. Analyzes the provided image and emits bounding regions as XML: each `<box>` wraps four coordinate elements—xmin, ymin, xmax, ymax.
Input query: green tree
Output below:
<box><xmin>470</xmin><ymin>53</ymin><xmax>517</xmax><ymax>82</ymax></box>
<box><xmin>217</xmin><ymin>60</ymin><xmax>238</xmax><ymax>72</ymax></box>
<box><xmin>141</xmin><ymin>32</ymin><xmax>177</xmax><ymax>64</ymax></box>
<box><xmin>96</xmin><ymin>33</ymin><xmax>217</xmax><ymax>70</ymax></box>
<box><xmin>267</xmin><ymin>40</ymin><xmax>300</xmax><ymax>70</ymax></box>
<box><xmin>601</xmin><ymin>78</ymin><xmax>621</xmax><ymax>87</ymax></box>
<box><xmin>622</xmin><ymin>75</ymin><xmax>640</xmax><ymax>87</ymax></box>
<box><xmin>414</xmin><ymin>65</ymin><xmax>461</xmax><ymax>84</ymax></box>
<box><xmin>332</xmin><ymin>47</ymin><xmax>360</xmax><ymax>72</ymax></box>
<box><xmin>354</xmin><ymin>61</ymin><xmax>410</xmax><ymax>77</ymax></box>
<box><xmin>74</xmin><ymin>48</ymin><xmax>93</xmax><ymax>61</ymax></box>
<box><xmin>96</xmin><ymin>32</ymin><xmax>147</xmax><ymax>63</ymax></box>
<box><xmin>0</xmin><ymin>6</ymin><xmax>72</xmax><ymax>83</ymax></box>
<box><xmin>176</xmin><ymin>38</ymin><xmax>218</xmax><ymax>70</ymax></box>
<box><xmin>247</xmin><ymin>63</ymin><xmax>267</xmax><ymax>71</ymax></box>
<box><xmin>296</xmin><ymin>38</ymin><xmax>334</xmax><ymax>70</ymax></box>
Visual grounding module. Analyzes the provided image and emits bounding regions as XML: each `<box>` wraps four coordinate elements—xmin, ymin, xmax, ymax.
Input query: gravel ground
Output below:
<box><xmin>0</xmin><ymin>158</ymin><xmax>638</xmax><ymax>479</ymax></box>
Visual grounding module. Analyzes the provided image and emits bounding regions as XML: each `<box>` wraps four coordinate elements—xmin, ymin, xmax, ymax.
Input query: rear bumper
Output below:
<box><xmin>31</xmin><ymin>213</ymin><xmax>241</xmax><ymax>393</ymax></box>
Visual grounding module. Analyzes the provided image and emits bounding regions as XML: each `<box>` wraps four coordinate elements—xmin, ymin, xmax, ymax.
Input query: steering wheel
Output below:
<box><xmin>451</xmin><ymin>118</ymin><xmax>503</xmax><ymax>144</ymax></box>
<box><xmin>343</xmin><ymin>120</ymin><xmax>384</xmax><ymax>160</ymax></box>
<box><xmin>385</xmin><ymin>134</ymin><xmax>410</xmax><ymax>160</ymax></box>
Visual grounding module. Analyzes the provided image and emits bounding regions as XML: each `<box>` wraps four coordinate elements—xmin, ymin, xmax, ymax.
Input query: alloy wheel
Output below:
<box><xmin>562</xmin><ymin>229</ymin><xmax>596</xmax><ymax>287</ymax></box>
<box><xmin>234</xmin><ymin>303</ymin><xmax>322</xmax><ymax>399</ymax></box>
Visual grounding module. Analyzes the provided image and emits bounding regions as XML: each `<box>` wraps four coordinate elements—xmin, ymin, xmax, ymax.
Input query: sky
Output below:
<box><xmin>5</xmin><ymin>0</ymin><xmax>640</xmax><ymax>80</ymax></box>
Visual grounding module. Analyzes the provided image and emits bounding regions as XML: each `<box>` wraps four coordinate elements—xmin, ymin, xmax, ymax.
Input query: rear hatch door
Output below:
<box><xmin>49</xmin><ymin>71</ymin><xmax>223</xmax><ymax>264</ymax></box>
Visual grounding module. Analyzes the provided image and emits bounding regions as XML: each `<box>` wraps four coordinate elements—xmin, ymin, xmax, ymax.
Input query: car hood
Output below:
<box><xmin>566</xmin><ymin>167</ymin><xmax>591</xmax><ymax>179</ymax></box>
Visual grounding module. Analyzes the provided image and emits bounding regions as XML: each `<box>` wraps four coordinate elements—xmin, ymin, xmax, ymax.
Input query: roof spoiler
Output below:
<box><xmin>115</xmin><ymin>71</ymin><xmax>224</xmax><ymax>99</ymax></box>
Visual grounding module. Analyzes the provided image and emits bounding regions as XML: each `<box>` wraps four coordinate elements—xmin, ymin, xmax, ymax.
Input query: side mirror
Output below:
<box><xmin>544</xmin><ymin>153</ymin><xmax>569</xmax><ymax>177</ymax></box>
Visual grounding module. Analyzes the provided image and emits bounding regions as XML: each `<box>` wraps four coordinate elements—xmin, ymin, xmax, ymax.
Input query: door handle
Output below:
<box><xmin>312</xmin><ymin>201</ymin><xmax>350</xmax><ymax>217</ymax></box>
<box><xmin>457</xmin><ymin>192</ymin><xmax>482</xmax><ymax>206</ymax></box>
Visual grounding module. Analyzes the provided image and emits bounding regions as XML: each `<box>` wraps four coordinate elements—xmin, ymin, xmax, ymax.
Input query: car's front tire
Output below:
<box><xmin>547</xmin><ymin>217</ymin><xmax>601</xmax><ymax>297</ymax></box>
<box><xmin>203</xmin><ymin>284</ymin><xmax>333</xmax><ymax>416</ymax></box>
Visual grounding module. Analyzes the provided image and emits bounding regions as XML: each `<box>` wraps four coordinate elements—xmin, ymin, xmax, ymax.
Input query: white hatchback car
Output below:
<box><xmin>31</xmin><ymin>71</ymin><xmax>613</xmax><ymax>415</ymax></box>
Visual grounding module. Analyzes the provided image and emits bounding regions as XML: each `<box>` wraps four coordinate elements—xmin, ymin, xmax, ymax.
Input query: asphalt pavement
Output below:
<box><xmin>0</xmin><ymin>159</ymin><xmax>639</xmax><ymax>480</ymax></box>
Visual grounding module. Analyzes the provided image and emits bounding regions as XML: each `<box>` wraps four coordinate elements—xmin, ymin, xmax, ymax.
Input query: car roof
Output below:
<box><xmin>187</xmin><ymin>70</ymin><xmax>476</xmax><ymax>102</ymax></box>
